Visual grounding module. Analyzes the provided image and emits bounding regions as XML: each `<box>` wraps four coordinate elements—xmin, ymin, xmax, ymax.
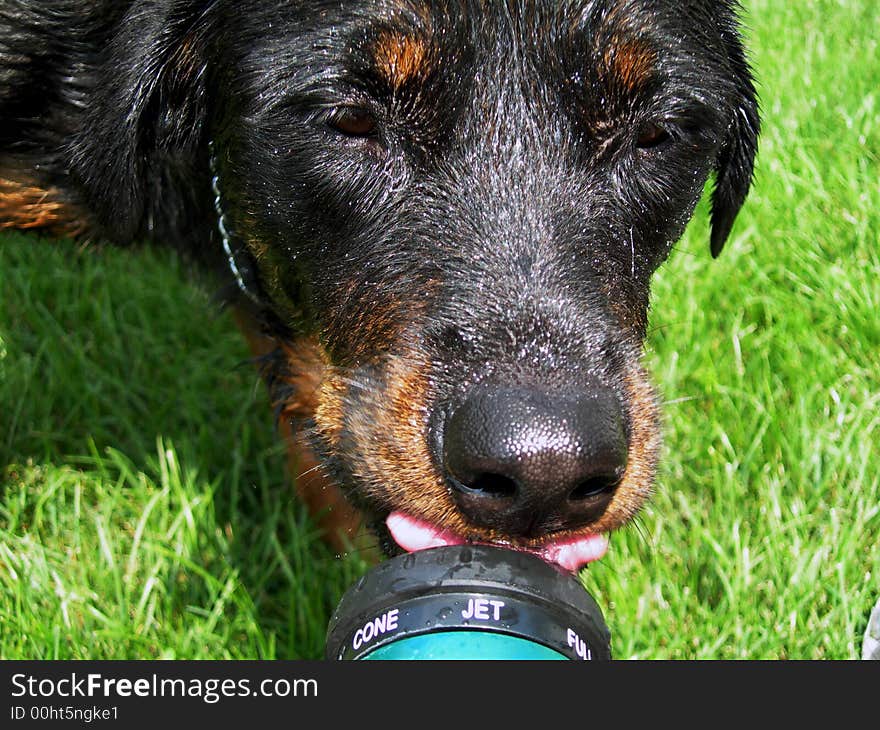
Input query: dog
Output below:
<box><xmin>0</xmin><ymin>0</ymin><xmax>758</xmax><ymax>572</ymax></box>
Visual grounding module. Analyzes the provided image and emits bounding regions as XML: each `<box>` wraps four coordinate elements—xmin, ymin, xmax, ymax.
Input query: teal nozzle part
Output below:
<box><xmin>363</xmin><ymin>631</ymin><xmax>568</xmax><ymax>660</ymax></box>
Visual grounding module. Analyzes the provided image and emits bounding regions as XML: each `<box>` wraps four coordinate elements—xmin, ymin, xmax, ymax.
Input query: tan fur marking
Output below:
<box><xmin>0</xmin><ymin>177</ymin><xmax>86</xmax><ymax>237</ymax></box>
<box><xmin>605</xmin><ymin>38</ymin><xmax>656</xmax><ymax>91</ymax></box>
<box><xmin>599</xmin><ymin>363</ymin><xmax>661</xmax><ymax>530</ymax></box>
<box><xmin>232</xmin><ymin>308</ymin><xmax>365</xmax><ymax>554</ymax></box>
<box><xmin>313</xmin><ymin>375</ymin><xmax>348</xmax><ymax>451</ymax></box>
<box><xmin>274</xmin><ymin>338</ymin><xmax>326</xmax><ymax>421</ymax></box>
<box><xmin>374</xmin><ymin>31</ymin><xmax>428</xmax><ymax>88</ymax></box>
<box><xmin>362</xmin><ymin>357</ymin><xmax>440</xmax><ymax>496</ymax></box>
<box><xmin>312</xmin><ymin>349</ymin><xmax>454</xmax><ymax>527</ymax></box>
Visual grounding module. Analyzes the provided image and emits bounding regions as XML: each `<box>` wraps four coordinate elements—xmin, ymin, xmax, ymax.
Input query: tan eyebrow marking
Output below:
<box><xmin>373</xmin><ymin>30</ymin><xmax>429</xmax><ymax>89</ymax></box>
<box><xmin>605</xmin><ymin>38</ymin><xmax>656</xmax><ymax>91</ymax></box>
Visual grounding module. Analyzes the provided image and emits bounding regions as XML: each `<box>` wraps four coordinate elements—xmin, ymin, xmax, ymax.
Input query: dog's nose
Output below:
<box><xmin>443</xmin><ymin>384</ymin><xmax>627</xmax><ymax>536</ymax></box>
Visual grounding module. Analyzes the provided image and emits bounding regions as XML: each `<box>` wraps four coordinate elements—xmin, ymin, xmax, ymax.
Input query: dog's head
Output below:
<box><xmin>74</xmin><ymin>0</ymin><xmax>758</xmax><ymax>569</ymax></box>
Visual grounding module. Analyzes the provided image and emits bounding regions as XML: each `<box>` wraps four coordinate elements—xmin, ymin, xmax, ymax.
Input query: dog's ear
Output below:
<box><xmin>70</xmin><ymin>5</ymin><xmax>214</xmax><ymax>242</ymax></box>
<box><xmin>709</xmin><ymin>25</ymin><xmax>760</xmax><ymax>258</ymax></box>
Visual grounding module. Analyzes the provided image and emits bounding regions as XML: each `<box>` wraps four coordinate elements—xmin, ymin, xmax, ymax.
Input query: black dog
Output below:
<box><xmin>0</xmin><ymin>0</ymin><xmax>758</xmax><ymax>570</ymax></box>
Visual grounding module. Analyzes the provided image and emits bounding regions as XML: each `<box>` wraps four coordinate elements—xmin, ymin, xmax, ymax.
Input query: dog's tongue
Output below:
<box><xmin>386</xmin><ymin>511</ymin><xmax>608</xmax><ymax>572</ymax></box>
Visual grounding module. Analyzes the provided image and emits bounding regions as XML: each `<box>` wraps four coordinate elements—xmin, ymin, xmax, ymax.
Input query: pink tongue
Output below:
<box><xmin>385</xmin><ymin>511</ymin><xmax>608</xmax><ymax>572</ymax></box>
<box><xmin>386</xmin><ymin>511</ymin><xmax>466</xmax><ymax>552</ymax></box>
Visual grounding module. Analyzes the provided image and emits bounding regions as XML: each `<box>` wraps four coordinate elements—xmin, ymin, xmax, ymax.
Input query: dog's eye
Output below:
<box><xmin>327</xmin><ymin>107</ymin><xmax>377</xmax><ymax>137</ymax></box>
<box><xmin>636</xmin><ymin>122</ymin><xmax>672</xmax><ymax>150</ymax></box>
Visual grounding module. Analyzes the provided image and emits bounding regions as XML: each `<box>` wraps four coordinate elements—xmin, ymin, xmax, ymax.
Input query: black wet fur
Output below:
<box><xmin>1</xmin><ymin>0</ymin><xmax>759</xmax><ymax>543</ymax></box>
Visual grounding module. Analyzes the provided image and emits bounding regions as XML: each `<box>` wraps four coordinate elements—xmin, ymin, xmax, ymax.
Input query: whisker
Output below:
<box><xmin>294</xmin><ymin>462</ymin><xmax>327</xmax><ymax>482</ymax></box>
<box><xmin>658</xmin><ymin>395</ymin><xmax>701</xmax><ymax>407</ymax></box>
<box><xmin>629</xmin><ymin>513</ymin><xmax>652</xmax><ymax>550</ymax></box>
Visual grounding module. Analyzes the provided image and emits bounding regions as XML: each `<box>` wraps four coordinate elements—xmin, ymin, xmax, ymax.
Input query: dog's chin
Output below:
<box><xmin>383</xmin><ymin>510</ymin><xmax>609</xmax><ymax>573</ymax></box>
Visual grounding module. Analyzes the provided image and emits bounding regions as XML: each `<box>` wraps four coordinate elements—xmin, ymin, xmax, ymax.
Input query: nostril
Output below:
<box><xmin>568</xmin><ymin>473</ymin><xmax>622</xmax><ymax>502</ymax></box>
<box><xmin>467</xmin><ymin>473</ymin><xmax>518</xmax><ymax>500</ymax></box>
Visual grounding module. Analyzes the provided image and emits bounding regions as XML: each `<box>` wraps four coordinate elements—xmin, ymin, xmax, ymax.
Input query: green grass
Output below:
<box><xmin>580</xmin><ymin>0</ymin><xmax>880</xmax><ymax>658</ymax></box>
<box><xmin>0</xmin><ymin>240</ymin><xmax>369</xmax><ymax>659</ymax></box>
<box><xmin>1</xmin><ymin>0</ymin><xmax>878</xmax><ymax>659</ymax></box>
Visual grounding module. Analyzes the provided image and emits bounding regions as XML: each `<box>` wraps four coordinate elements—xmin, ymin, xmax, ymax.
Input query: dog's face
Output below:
<box><xmin>77</xmin><ymin>0</ymin><xmax>758</xmax><ymax>569</ymax></box>
<box><xmin>212</xmin><ymin>0</ymin><xmax>758</xmax><ymax>566</ymax></box>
